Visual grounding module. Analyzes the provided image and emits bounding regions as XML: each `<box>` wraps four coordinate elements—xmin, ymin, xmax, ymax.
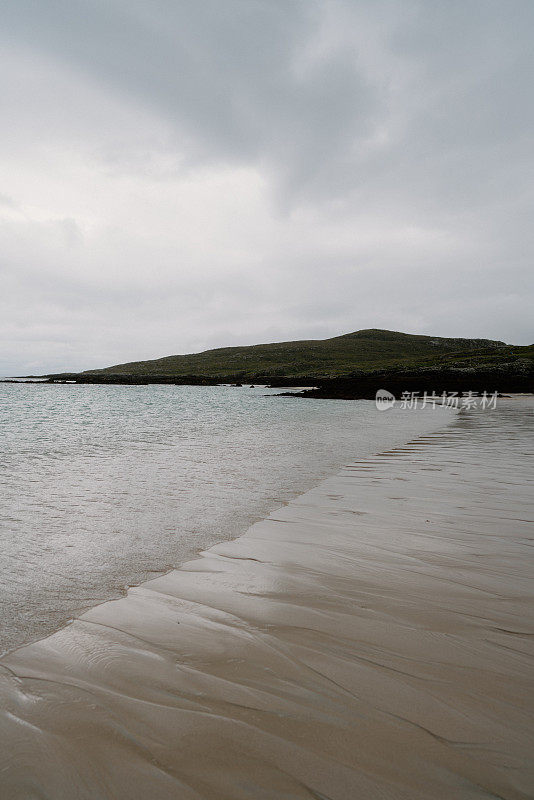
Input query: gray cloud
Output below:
<box><xmin>0</xmin><ymin>0</ymin><xmax>532</xmax><ymax>374</ymax></box>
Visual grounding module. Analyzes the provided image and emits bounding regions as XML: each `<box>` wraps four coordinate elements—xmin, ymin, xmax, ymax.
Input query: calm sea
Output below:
<box><xmin>0</xmin><ymin>383</ymin><xmax>451</xmax><ymax>653</ymax></box>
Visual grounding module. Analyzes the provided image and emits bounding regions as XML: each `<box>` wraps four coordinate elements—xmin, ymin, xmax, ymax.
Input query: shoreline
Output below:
<box><xmin>1</xmin><ymin>398</ymin><xmax>533</xmax><ymax>798</ymax></box>
<box><xmin>0</xmin><ymin>393</ymin><xmax>450</xmax><ymax>657</ymax></box>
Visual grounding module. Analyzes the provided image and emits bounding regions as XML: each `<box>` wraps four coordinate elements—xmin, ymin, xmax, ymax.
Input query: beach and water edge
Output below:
<box><xmin>0</xmin><ymin>396</ymin><xmax>532</xmax><ymax>799</ymax></box>
<box><xmin>0</xmin><ymin>386</ymin><xmax>453</xmax><ymax>655</ymax></box>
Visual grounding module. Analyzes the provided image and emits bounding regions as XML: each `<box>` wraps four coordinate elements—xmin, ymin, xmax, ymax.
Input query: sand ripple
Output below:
<box><xmin>0</xmin><ymin>399</ymin><xmax>533</xmax><ymax>799</ymax></box>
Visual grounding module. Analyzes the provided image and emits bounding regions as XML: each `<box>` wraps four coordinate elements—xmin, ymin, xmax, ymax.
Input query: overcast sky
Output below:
<box><xmin>1</xmin><ymin>0</ymin><xmax>532</xmax><ymax>374</ymax></box>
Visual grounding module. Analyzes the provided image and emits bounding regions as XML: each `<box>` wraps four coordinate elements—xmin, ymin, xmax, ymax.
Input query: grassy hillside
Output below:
<box><xmin>81</xmin><ymin>329</ymin><xmax>514</xmax><ymax>380</ymax></box>
<box><xmin>285</xmin><ymin>342</ymin><xmax>534</xmax><ymax>399</ymax></box>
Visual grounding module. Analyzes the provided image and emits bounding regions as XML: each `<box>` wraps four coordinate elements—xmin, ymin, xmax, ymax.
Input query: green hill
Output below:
<box><xmin>79</xmin><ymin>329</ymin><xmax>516</xmax><ymax>380</ymax></box>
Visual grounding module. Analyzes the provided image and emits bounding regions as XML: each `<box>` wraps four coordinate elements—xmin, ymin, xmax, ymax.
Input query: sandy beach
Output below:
<box><xmin>0</xmin><ymin>397</ymin><xmax>532</xmax><ymax>799</ymax></box>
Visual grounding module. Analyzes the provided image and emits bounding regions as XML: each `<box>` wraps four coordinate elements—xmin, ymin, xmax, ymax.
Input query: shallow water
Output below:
<box><xmin>0</xmin><ymin>383</ymin><xmax>451</xmax><ymax>653</ymax></box>
<box><xmin>0</xmin><ymin>398</ymin><xmax>531</xmax><ymax>800</ymax></box>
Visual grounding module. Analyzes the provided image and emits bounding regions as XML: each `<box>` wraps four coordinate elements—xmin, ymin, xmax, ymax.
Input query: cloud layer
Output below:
<box><xmin>1</xmin><ymin>0</ymin><xmax>532</xmax><ymax>373</ymax></box>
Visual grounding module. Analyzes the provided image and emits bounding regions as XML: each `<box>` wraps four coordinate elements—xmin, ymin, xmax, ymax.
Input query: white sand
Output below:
<box><xmin>0</xmin><ymin>398</ymin><xmax>532</xmax><ymax>799</ymax></box>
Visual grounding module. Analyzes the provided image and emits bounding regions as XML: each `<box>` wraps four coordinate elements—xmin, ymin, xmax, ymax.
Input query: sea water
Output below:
<box><xmin>0</xmin><ymin>383</ymin><xmax>451</xmax><ymax>653</ymax></box>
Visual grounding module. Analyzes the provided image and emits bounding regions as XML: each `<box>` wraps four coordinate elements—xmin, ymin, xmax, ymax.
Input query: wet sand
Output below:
<box><xmin>0</xmin><ymin>398</ymin><xmax>533</xmax><ymax>799</ymax></box>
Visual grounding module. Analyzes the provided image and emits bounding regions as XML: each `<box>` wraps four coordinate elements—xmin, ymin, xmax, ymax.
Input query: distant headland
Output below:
<box><xmin>10</xmin><ymin>329</ymin><xmax>534</xmax><ymax>398</ymax></box>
